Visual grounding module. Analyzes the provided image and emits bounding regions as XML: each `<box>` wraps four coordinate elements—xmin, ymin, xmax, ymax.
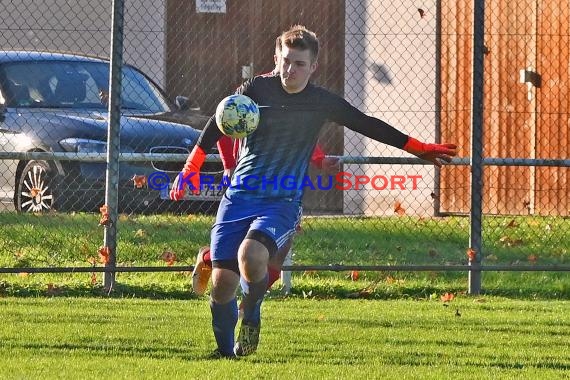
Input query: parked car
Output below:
<box><xmin>0</xmin><ymin>50</ymin><xmax>224</xmax><ymax>213</ymax></box>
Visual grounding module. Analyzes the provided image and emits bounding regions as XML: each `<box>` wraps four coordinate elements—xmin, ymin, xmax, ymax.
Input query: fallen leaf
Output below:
<box><xmin>30</xmin><ymin>187</ymin><xmax>40</xmax><ymax>198</ymax></box>
<box><xmin>134</xmin><ymin>229</ymin><xmax>146</xmax><ymax>238</ymax></box>
<box><xmin>441</xmin><ymin>292</ymin><xmax>455</xmax><ymax>302</ymax></box>
<box><xmin>131</xmin><ymin>174</ymin><xmax>147</xmax><ymax>189</ymax></box>
<box><xmin>161</xmin><ymin>251</ymin><xmax>177</xmax><ymax>266</ymax></box>
<box><xmin>394</xmin><ymin>201</ymin><xmax>406</xmax><ymax>216</ymax></box>
<box><xmin>505</xmin><ymin>219</ymin><xmax>518</xmax><ymax>228</ymax></box>
<box><xmin>466</xmin><ymin>248</ymin><xmax>476</xmax><ymax>262</ymax></box>
<box><xmin>90</xmin><ymin>272</ymin><xmax>98</xmax><ymax>285</ymax></box>
<box><xmin>99</xmin><ymin>204</ymin><xmax>110</xmax><ymax>226</ymax></box>
<box><xmin>98</xmin><ymin>246</ymin><xmax>111</xmax><ymax>264</ymax></box>
<box><xmin>418</xmin><ymin>8</ymin><xmax>426</xmax><ymax>18</ymax></box>
<box><xmin>527</xmin><ymin>254</ymin><xmax>538</xmax><ymax>264</ymax></box>
<box><xmin>350</xmin><ymin>270</ymin><xmax>359</xmax><ymax>281</ymax></box>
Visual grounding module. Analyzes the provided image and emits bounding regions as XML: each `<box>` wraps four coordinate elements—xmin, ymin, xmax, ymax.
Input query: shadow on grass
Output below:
<box><xmin>0</xmin><ymin>282</ymin><xmax>200</xmax><ymax>300</ymax></box>
<box><xmin>287</xmin><ymin>282</ymin><xmax>570</xmax><ymax>301</ymax></box>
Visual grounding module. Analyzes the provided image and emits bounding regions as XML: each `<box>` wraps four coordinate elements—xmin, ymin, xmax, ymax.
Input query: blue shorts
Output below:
<box><xmin>210</xmin><ymin>194</ymin><xmax>302</xmax><ymax>262</ymax></box>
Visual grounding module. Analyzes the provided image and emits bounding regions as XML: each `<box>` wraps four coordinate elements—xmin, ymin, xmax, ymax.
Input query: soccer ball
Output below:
<box><xmin>215</xmin><ymin>94</ymin><xmax>260</xmax><ymax>138</ymax></box>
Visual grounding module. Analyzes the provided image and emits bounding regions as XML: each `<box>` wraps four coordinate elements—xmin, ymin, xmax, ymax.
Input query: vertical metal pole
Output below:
<box><xmin>469</xmin><ymin>0</ymin><xmax>485</xmax><ymax>295</ymax></box>
<box><xmin>433</xmin><ymin>0</ymin><xmax>442</xmax><ymax>216</ymax></box>
<box><xmin>281</xmin><ymin>249</ymin><xmax>293</xmax><ymax>295</ymax></box>
<box><xmin>103</xmin><ymin>0</ymin><xmax>125</xmax><ymax>290</ymax></box>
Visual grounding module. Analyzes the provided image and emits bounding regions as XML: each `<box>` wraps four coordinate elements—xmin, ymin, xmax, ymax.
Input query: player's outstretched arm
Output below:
<box><xmin>335</xmin><ymin>101</ymin><xmax>457</xmax><ymax>167</ymax></box>
<box><xmin>402</xmin><ymin>137</ymin><xmax>457</xmax><ymax>168</ymax></box>
<box><xmin>333</xmin><ymin>103</ymin><xmax>457</xmax><ymax>168</ymax></box>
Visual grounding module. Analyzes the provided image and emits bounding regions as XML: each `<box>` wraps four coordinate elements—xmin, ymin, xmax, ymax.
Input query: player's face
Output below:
<box><xmin>277</xmin><ymin>46</ymin><xmax>317</xmax><ymax>94</ymax></box>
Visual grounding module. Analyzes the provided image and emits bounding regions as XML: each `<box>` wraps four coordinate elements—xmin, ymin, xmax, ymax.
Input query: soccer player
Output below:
<box><xmin>171</xmin><ymin>25</ymin><xmax>457</xmax><ymax>358</ymax></box>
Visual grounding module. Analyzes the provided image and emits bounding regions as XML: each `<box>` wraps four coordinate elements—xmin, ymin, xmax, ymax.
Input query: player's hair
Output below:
<box><xmin>276</xmin><ymin>25</ymin><xmax>319</xmax><ymax>63</ymax></box>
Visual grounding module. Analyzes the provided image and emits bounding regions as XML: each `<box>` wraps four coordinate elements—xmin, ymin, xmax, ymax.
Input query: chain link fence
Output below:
<box><xmin>0</xmin><ymin>0</ymin><xmax>568</xmax><ymax>294</ymax></box>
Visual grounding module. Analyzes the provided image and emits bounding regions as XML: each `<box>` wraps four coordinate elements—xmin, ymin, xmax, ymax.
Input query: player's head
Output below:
<box><xmin>274</xmin><ymin>25</ymin><xmax>319</xmax><ymax>94</ymax></box>
<box><xmin>275</xmin><ymin>25</ymin><xmax>319</xmax><ymax>63</ymax></box>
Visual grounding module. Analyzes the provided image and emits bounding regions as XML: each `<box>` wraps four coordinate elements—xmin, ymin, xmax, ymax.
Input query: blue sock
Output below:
<box><xmin>210</xmin><ymin>298</ymin><xmax>238</xmax><ymax>356</ymax></box>
<box><xmin>240</xmin><ymin>274</ymin><xmax>268</xmax><ymax>326</ymax></box>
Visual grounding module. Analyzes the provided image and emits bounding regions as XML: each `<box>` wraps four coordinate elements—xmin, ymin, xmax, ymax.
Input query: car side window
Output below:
<box><xmin>2</xmin><ymin>60</ymin><xmax>170</xmax><ymax>113</ymax></box>
<box><xmin>121</xmin><ymin>67</ymin><xmax>169</xmax><ymax>112</ymax></box>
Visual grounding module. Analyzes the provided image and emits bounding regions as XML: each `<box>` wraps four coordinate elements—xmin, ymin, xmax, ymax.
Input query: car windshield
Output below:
<box><xmin>0</xmin><ymin>60</ymin><xmax>171</xmax><ymax>113</ymax></box>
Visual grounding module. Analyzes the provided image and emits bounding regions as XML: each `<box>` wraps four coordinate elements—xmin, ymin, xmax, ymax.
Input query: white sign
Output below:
<box><xmin>196</xmin><ymin>0</ymin><xmax>227</xmax><ymax>13</ymax></box>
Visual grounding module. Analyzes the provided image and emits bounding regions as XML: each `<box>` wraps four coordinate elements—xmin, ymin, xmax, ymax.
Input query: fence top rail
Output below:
<box><xmin>0</xmin><ymin>151</ymin><xmax>569</xmax><ymax>167</ymax></box>
<box><xmin>1</xmin><ymin>264</ymin><xmax>569</xmax><ymax>273</ymax></box>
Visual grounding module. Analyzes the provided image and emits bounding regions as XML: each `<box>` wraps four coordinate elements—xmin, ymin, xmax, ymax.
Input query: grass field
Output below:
<box><xmin>1</xmin><ymin>297</ymin><xmax>568</xmax><ymax>379</ymax></box>
<box><xmin>0</xmin><ymin>213</ymin><xmax>568</xmax><ymax>378</ymax></box>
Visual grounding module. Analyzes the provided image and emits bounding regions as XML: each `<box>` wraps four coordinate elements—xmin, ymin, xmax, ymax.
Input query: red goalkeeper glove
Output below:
<box><xmin>310</xmin><ymin>144</ymin><xmax>326</xmax><ymax>169</ymax></box>
<box><xmin>170</xmin><ymin>145</ymin><xmax>206</xmax><ymax>201</ymax></box>
<box><xmin>403</xmin><ymin>137</ymin><xmax>457</xmax><ymax>168</ymax></box>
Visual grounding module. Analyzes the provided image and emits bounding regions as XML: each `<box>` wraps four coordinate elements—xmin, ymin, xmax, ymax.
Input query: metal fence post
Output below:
<box><xmin>103</xmin><ymin>0</ymin><xmax>125</xmax><ymax>291</ymax></box>
<box><xmin>281</xmin><ymin>249</ymin><xmax>293</xmax><ymax>295</ymax></box>
<box><xmin>469</xmin><ymin>0</ymin><xmax>485</xmax><ymax>295</ymax></box>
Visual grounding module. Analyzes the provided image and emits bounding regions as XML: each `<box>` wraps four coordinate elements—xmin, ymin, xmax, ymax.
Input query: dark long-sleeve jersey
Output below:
<box><xmin>196</xmin><ymin>74</ymin><xmax>409</xmax><ymax>202</ymax></box>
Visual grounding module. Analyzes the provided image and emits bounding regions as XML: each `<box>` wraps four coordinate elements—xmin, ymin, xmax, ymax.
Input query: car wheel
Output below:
<box><xmin>15</xmin><ymin>160</ymin><xmax>57</xmax><ymax>213</ymax></box>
